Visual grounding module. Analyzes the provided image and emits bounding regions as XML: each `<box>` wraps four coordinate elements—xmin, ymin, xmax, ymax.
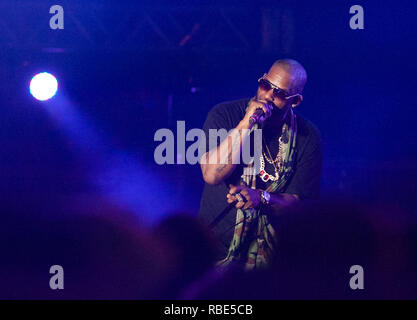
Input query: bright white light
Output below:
<box><xmin>30</xmin><ymin>72</ymin><xmax>58</xmax><ymax>101</ymax></box>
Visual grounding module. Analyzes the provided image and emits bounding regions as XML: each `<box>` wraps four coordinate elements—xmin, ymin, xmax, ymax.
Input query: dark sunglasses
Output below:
<box><xmin>257</xmin><ymin>74</ymin><xmax>301</xmax><ymax>101</ymax></box>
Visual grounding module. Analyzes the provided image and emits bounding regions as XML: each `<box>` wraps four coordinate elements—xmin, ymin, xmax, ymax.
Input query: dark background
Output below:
<box><xmin>0</xmin><ymin>0</ymin><xmax>416</xmax><ymax>225</ymax></box>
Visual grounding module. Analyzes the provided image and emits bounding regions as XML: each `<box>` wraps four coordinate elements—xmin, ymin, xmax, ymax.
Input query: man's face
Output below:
<box><xmin>256</xmin><ymin>65</ymin><xmax>294</xmax><ymax>112</ymax></box>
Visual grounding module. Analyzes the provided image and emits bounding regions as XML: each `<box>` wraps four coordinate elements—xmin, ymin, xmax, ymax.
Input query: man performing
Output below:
<box><xmin>198</xmin><ymin>59</ymin><xmax>322</xmax><ymax>269</ymax></box>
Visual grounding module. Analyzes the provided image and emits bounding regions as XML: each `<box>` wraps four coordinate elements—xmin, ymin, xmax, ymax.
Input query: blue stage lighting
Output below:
<box><xmin>29</xmin><ymin>72</ymin><xmax>58</xmax><ymax>101</ymax></box>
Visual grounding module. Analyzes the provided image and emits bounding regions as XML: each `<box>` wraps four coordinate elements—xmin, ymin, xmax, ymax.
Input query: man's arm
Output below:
<box><xmin>201</xmin><ymin>99</ymin><xmax>272</xmax><ymax>185</ymax></box>
<box><xmin>266</xmin><ymin>192</ymin><xmax>299</xmax><ymax>214</ymax></box>
<box><xmin>201</xmin><ymin>120</ymin><xmax>251</xmax><ymax>185</ymax></box>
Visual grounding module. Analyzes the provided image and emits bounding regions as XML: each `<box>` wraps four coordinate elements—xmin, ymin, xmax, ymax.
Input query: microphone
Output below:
<box><xmin>249</xmin><ymin>108</ymin><xmax>265</xmax><ymax>125</ymax></box>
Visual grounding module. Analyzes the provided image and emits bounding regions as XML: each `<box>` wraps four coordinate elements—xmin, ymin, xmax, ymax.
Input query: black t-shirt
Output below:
<box><xmin>198</xmin><ymin>98</ymin><xmax>322</xmax><ymax>259</ymax></box>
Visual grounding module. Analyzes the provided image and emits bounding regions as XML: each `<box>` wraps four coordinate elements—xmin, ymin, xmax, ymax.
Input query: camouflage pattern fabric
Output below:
<box><xmin>217</xmin><ymin>108</ymin><xmax>297</xmax><ymax>270</ymax></box>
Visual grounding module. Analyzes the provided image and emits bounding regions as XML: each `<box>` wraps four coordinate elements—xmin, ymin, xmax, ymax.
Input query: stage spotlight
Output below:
<box><xmin>29</xmin><ymin>72</ymin><xmax>58</xmax><ymax>101</ymax></box>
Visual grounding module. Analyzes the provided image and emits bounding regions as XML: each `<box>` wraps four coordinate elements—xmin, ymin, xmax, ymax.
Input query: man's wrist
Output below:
<box><xmin>238</xmin><ymin>118</ymin><xmax>253</xmax><ymax>130</ymax></box>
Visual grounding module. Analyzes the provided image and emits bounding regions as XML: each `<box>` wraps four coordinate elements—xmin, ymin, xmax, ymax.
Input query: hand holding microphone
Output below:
<box><xmin>244</xmin><ymin>98</ymin><xmax>274</xmax><ymax>126</ymax></box>
<box><xmin>249</xmin><ymin>108</ymin><xmax>267</xmax><ymax>125</ymax></box>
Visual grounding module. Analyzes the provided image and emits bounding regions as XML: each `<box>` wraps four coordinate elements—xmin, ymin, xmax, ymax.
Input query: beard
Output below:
<box><xmin>271</xmin><ymin>105</ymin><xmax>286</xmax><ymax>117</ymax></box>
<box><xmin>255</xmin><ymin>92</ymin><xmax>289</xmax><ymax>124</ymax></box>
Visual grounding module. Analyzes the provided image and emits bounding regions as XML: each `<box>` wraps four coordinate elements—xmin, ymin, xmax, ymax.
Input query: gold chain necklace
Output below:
<box><xmin>258</xmin><ymin>124</ymin><xmax>289</xmax><ymax>183</ymax></box>
<box><xmin>263</xmin><ymin>139</ymin><xmax>283</xmax><ymax>166</ymax></box>
<box><xmin>259</xmin><ymin>138</ymin><xmax>281</xmax><ymax>183</ymax></box>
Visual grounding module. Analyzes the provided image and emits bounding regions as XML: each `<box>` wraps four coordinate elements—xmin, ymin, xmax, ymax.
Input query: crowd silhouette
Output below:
<box><xmin>1</xmin><ymin>196</ymin><xmax>415</xmax><ymax>299</ymax></box>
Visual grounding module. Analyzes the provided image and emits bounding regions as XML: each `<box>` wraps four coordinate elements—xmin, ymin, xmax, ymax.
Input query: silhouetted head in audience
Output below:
<box><xmin>0</xmin><ymin>200</ymin><xmax>174</xmax><ymax>299</ymax></box>
<box><xmin>269</xmin><ymin>199</ymin><xmax>375</xmax><ymax>299</ymax></box>
<box><xmin>152</xmin><ymin>213</ymin><xmax>217</xmax><ymax>299</ymax></box>
<box><xmin>184</xmin><ymin>199</ymin><xmax>416</xmax><ymax>299</ymax></box>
